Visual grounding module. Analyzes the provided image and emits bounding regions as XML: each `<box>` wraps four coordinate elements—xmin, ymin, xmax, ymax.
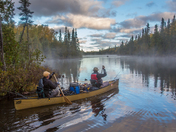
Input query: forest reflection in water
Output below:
<box><xmin>1</xmin><ymin>55</ymin><xmax>176</xmax><ymax>132</ymax></box>
<box><xmin>119</xmin><ymin>56</ymin><xmax>176</xmax><ymax>99</ymax></box>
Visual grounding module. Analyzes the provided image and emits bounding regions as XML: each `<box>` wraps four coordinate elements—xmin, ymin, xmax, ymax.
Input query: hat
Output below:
<box><xmin>43</xmin><ymin>71</ymin><xmax>50</xmax><ymax>77</ymax></box>
<box><xmin>93</xmin><ymin>67</ymin><xmax>98</xmax><ymax>71</ymax></box>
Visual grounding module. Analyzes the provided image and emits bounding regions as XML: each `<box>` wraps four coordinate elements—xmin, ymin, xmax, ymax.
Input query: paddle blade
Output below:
<box><xmin>64</xmin><ymin>96</ymin><xmax>72</xmax><ymax>104</ymax></box>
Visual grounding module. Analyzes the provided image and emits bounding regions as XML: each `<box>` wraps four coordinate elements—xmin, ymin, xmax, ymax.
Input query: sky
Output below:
<box><xmin>12</xmin><ymin>0</ymin><xmax>176</xmax><ymax>51</ymax></box>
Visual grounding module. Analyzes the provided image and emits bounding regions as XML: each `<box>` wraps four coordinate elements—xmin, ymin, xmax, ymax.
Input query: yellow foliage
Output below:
<box><xmin>0</xmin><ymin>65</ymin><xmax>50</xmax><ymax>95</ymax></box>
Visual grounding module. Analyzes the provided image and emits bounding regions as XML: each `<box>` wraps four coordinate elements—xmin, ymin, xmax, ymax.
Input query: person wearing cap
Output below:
<box><xmin>90</xmin><ymin>65</ymin><xmax>107</xmax><ymax>88</ymax></box>
<box><xmin>43</xmin><ymin>71</ymin><xmax>59</xmax><ymax>97</ymax></box>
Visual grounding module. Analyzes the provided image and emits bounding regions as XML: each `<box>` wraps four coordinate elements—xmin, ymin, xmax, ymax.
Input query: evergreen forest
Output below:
<box><xmin>84</xmin><ymin>15</ymin><xmax>176</xmax><ymax>56</ymax></box>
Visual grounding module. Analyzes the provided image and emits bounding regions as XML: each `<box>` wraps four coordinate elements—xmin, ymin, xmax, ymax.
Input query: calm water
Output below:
<box><xmin>1</xmin><ymin>55</ymin><xmax>176</xmax><ymax>132</ymax></box>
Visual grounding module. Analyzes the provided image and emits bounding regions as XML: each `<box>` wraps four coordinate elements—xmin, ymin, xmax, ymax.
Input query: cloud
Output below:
<box><xmin>103</xmin><ymin>32</ymin><xmax>117</xmax><ymax>39</ymax></box>
<box><xmin>119</xmin><ymin>34</ymin><xmax>132</xmax><ymax>38</ymax></box>
<box><xmin>111</xmin><ymin>11</ymin><xmax>175</xmax><ymax>37</ymax></box>
<box><xmin>91</xmin><ymin>38</ymin><xmax>102</xmax><ymax>42</ymax></box>
<box><xmin>47</xmin><ymin>14</ymin><xmax>116</xmax><ymax>30</ymax></box>
<box><xmin>167</xmin><ymin>0</ymin><xmax>176</xmax><ymax>12</ymax></box>
<box><xmin>90</xmin><ymin>39</ymin><xmax>120</xmax><ymax>49</ymax></box>
<box><xmin>79</xmin><ymin>40</ymin><xmax>87</xmax><ymax>44</ymax></box>
<box><xmin>90</xmin><ymin>32</ymin><xmax>117</xmax><ymax>40</ymax></box>
<box><xmin>13</xmin><ymin>0</ymin><xmax>118</xmax><ymax>20</ymax></box>
<box><xmin>119</xmin><ymin>28</ymin><xmax>142</xmax><ymax>33</ymax></box>
<box><xmin>112</xmin><ymin>0</ymin><xmax>129</xmax><ymax>8</ymax></box>
<box><xmin>119</xmin><ymin>12</ymin><xmax>175</xmax><ymax>28</ymax></box>
<box><xmin>90</xmin><ymin>34</ymin><xmax>103</xmax><ymax>37</ymax></box>
<box><xmin>120</xmin><ymin>18</ymin><xmax>145</xmax><ymax>28</ymax></box>
<box><xmin>146</xmin><ymin>2</ymin><xmax>156</xmax><ymax>7</ymax></box>
<box><xmin>52</xmin><ymin>25</ymin><xmax>73</xmax><ymax>33</ymax></box>
<box><xmin>126</xmin><ymin>12</ymin><xmax>138</xmax><ymax>17</ymax></box>
<box><xmin>111</xmin><ymin>25</ymin><xmax>142</xmax><ymax>34</ymax></box>
<box><xmin>12</xmin><ymin>0</ymin><xmax>104</xmax><ymax>17</ymax></box>
<box><xmin>99</xmin><ymin>9</ymin><xmax>117</xmax><ymax>17</ymax></box>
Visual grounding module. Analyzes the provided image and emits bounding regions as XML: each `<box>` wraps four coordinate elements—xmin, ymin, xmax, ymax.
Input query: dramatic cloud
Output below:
<box><xmin>167</xmin><ymin>0</ymin><xmax>176</xmax><ymax>12</ymax></box>
<box><xmin>146</xmin><ymin>2</ymin><xmax>156</xmax><ymax>7</ymax></box>
<box><xmin>112</xmin><ymin>0</ymin><xmax>129</xmax><ymax>7</ymax></box>
<box><xmin>111</xmin><ymin>12</ymin><xmax>175</xmax><ymax>35</ymax></box>
<box><xmin>12</xmin><ymin>0</ymin><xmax>104</xmax><ymax>17</ymax></box>
<box><xmin>12</xmin><ymin>0</ymin><xmax>176</xmax><ymax>51</ymax></box>
<box><xmin>47</xmin><ymin>14</ymin><xmax>116</xmax><ymax>29</ymax></box>
<box><xmin>119</xmin><ymin>12</ymin><xmax>175</xmax><ymax>28</ymax></box>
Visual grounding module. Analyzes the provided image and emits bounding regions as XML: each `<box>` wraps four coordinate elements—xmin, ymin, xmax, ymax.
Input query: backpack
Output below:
<box><xmin>36</xmin><ymin>78</ymin><xmax>45</xmax><ymax>98</ymax></box>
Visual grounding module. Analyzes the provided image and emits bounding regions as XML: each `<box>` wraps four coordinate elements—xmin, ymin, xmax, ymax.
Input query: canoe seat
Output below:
<box><xmin>90</xmin><ymin>79</ymin><xmax>98</xmax><ymax>87</ymax></box>
<box><xmin>100</xmin><ymin>81</ymin><xmax>110</xmax><ymax>88</ymax></box>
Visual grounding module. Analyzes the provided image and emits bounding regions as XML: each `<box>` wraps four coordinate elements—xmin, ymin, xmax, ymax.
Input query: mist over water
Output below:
<box><xmin>1</xmin><ymin>55</ymin><xmax>176</xmax><ymax>132</ymax></box>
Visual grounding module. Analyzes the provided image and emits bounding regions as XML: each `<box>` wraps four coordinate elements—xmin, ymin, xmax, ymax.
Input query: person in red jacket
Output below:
<box><xmin>90</xmin><ymin>65</ymin><xmax>107</xmax><ymax>88</ymax></box>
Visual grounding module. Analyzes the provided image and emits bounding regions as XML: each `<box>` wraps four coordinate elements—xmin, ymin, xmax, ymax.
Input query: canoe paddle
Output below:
<box><xmin>53</xmin><ymin>74</ymin><xmax>72</xmax><ymax>104</ymax></box>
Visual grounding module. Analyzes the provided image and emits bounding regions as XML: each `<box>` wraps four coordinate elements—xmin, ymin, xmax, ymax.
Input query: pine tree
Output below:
<box><xmin>166</xmin><ymin>19</ymin><xmax>171</xmax><ymax>51</ymax></box>
<box><xmin>160</xmin><ymin>18</ymin><xmax>166</xmax><ymax>53</ymax></box>
<box><xmin>64</xmin><ymin>27</ymin><xmax>68</xmax><ymax>57</ymax></box>
<box><xmin>18</xmin><ymin>0</ymin><xmax>34</xmax><ymax>43</ymax></box>
<box><xmin>172</xmin><ymin>15</ymin><xmax>175</xmax><ymax>23</ymax></box>
<box><xmin>151</xmin><ymin>24</ymin><xmax>160</xmax><ymax>54</ymax></box>
<box><xmin>59</xmin><ymin>29</ymin><xmax>62</xmax><ymax>42</ymax></box>
<box><xmin>75</xmin><ymin>29</ymin><xmax>80</xmax><ymax>52</ymax></box>
<box><xmin>145</xmin><ymin>23</ymin><xmax>150</xmax><ymax>50</ymax></box>
<box><xmin>0</xmin><ymin>0</ymin><xmax>15</xmax><ymax>70</ymax></box>
<box><xmin>0</xmin><ymin>0</ymin><xmax>15</xmax><ymax>24</ymax></box>
<box><xmin>160</xmin><ymin>18</ymin><xmax>165</xmax><ymax>32</ymax></box>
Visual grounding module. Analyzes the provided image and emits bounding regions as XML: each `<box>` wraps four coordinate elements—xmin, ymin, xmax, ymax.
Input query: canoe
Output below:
<box><xmin>14</xmin><ymin>79</ymin><xmax>119</xmax><ymax>110</ymax></box>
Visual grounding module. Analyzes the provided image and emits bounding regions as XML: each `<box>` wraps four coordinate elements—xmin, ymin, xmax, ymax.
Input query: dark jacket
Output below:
<box><xmin>91</xmin><ymin>69</ymin><xmax>107</xmax><ymax>87</ymax></box>
<box><xmin>43</xmin><ymin>76</ymin><xmax>57</xmax><ymax>97</ymax></box>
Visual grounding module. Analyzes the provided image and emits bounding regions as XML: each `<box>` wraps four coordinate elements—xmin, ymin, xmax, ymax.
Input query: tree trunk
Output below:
<box><xmin>19</xmin><ymin>23</ymin><xmax>26</xmax><ymax>44</ymax></box>
<box><xmin>27</xmin><ymin>24</ymin><xmax>29</xmax><ymax>42</ymax></box>
<box><xmin>0</xmin><ymin>16</ymin><xmax>6</xmax><ymax>71</ymax></box>
<box><xmin>27</xmin><ymin>24</ymin><xmax>30</xmax><ymax>59</ymax></box>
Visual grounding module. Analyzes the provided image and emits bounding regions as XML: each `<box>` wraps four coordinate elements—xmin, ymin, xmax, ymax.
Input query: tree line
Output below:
<box><xmin>14</xmin><ymin>25</ymin><xmax>81</xmax><ymax>58</ymax></box>
<box><xmin>84</xmin><ymin>15</ymin><xmax>176</xmax><ymax>56</ymax></box>
<box><xmin>118</xmin><ymin>15</ymin><xmax>176</xmax><ymax>55</ymax></box>
<box><xmin>0</xmin><ymin>0</ymin><xmax>81</xmax><ymax>96</ymax></box>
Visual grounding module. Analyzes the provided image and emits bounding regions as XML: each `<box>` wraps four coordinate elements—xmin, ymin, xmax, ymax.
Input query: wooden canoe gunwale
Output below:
<box><xmin>14</xmin><ymin>79</ymin><xmax>119</xmax><ymax>110</ymax></box>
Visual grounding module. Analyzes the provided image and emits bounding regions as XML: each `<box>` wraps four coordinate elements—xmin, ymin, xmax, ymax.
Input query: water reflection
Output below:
<box><xmin>91</xmin><ymin>99</ymin><xmax>107</xmax><ymax>121</ymax></box>
<box><xmin>120</xmin><ymin>56</ymin><xmax>176</xmax><ymax>99</ymax></box>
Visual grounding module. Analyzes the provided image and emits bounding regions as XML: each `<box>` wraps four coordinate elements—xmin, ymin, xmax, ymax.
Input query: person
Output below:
<box><xmin>90</xmin><ymin>65</ymin><xmax>107</xmax><ymax>88</ymax></box>
<box><xmin>42</xmin><ymin>71</ymin><xmax>60</xmax><ymax>97</ymax></box>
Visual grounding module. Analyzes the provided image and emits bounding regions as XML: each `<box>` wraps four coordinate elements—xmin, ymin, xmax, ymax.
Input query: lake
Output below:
<box><xmin>1</xmin><ymin>55</ymin><xmax>176</xmax><ymax>132</ymax></box>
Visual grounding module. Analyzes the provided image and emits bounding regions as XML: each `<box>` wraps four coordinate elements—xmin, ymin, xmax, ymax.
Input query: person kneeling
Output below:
<box><xmin>90</xmin><ymin>65</ymin><xmax>107</xmax><ymax>88</ymax></box>
<box><xmin>43</xmin><ymin>71</ymin><xmax>60</xmax><ymax>97</ymax></box>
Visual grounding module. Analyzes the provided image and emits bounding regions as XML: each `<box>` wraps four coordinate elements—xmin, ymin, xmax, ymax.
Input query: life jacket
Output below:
<box><xmin>91</xmin><ymin>73</ymin><xmax>98</xmax><ymax>80</ymax></box>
